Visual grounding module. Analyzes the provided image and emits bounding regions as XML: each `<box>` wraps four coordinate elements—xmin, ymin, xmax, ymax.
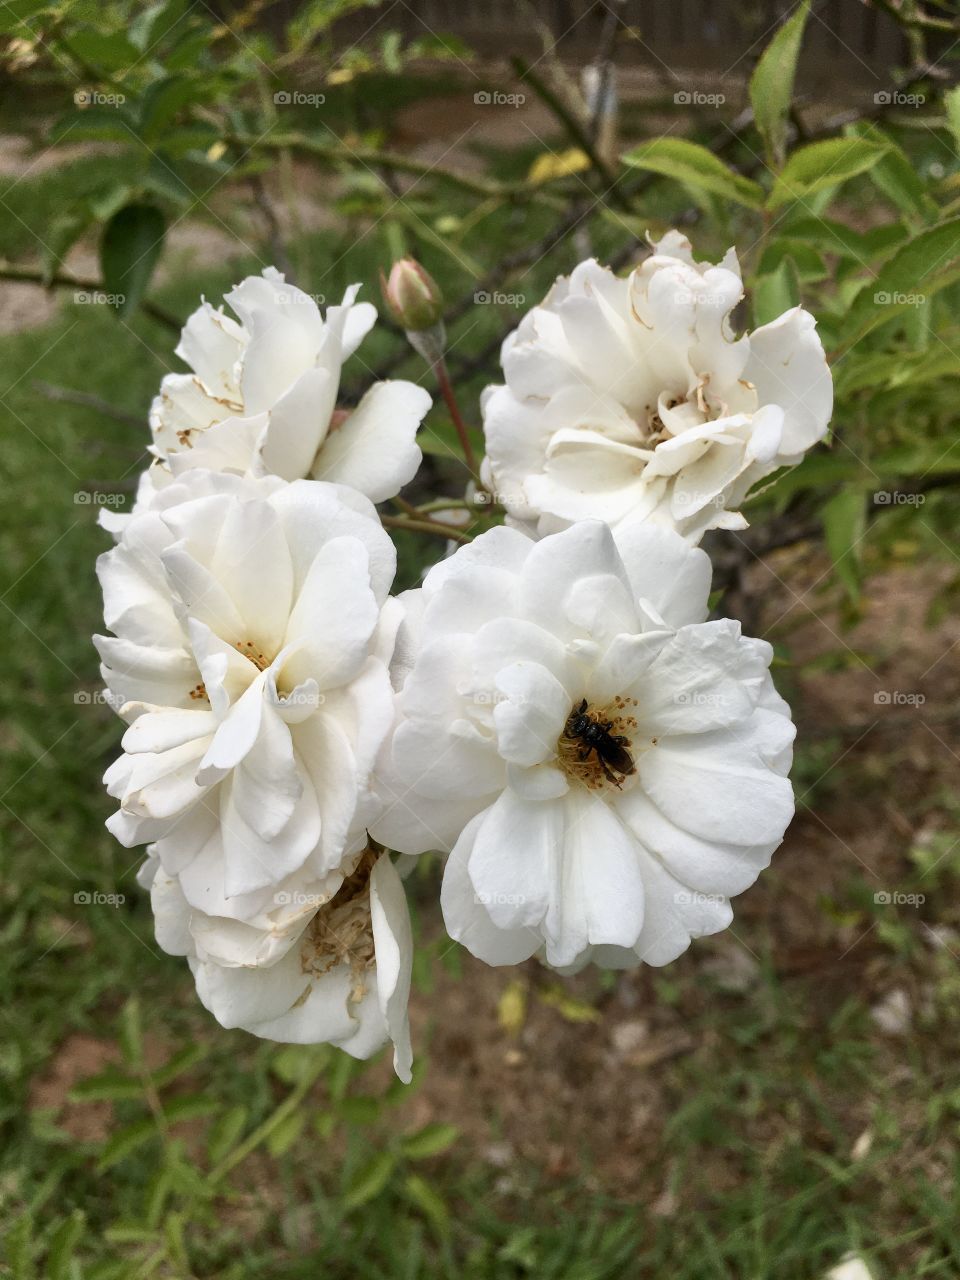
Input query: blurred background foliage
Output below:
<box><xmin>2</xmin><ymin>1</ymin><xmax>960</xmax><ymax>1276</ymax></box>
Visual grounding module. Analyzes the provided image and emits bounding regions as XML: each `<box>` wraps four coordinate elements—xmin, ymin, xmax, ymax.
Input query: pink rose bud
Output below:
<box><xmin>380</xmin><ymin>258</ymin><xmax>444</xmax><ymax>332</ymax></box>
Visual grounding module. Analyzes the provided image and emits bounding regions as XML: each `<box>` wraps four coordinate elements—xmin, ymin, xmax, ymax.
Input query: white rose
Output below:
<box><xmin>371</xmin><ymin>520</ymin><xmax>795</xmax><ymax>971</ymax></box>
<box><xmin>149</xmin><ymin>267</ymin><xmax>430</xmax><ymax>502</ymax></box>
<box><xmin>97</xmin><ymin>470</ymin><xmax>400</xmax><ymax>923</ymax></box>
<box><xmin>139</xmin><ymin>848</ymin><xmax>413</xmax><ymax>1080</ymax></box>
<box><xmin>481</xmin><ymin>231</ymin><xmax>832</xmax><ymax>543</ymax></box>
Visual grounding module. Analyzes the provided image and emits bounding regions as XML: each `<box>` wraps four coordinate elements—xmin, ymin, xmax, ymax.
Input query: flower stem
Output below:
<box><xmin>381</xmin><ymin>514</ymin><xmax>472</xmax><ymax>544</ymax></box>
<box><xmin>433</xmin><ymin>356</ymin><xmax>480</xmax><ymax>478</ymax></box>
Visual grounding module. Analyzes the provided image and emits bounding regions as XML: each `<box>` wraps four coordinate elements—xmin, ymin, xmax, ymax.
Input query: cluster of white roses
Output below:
<box><xmin>94</xmin><ymin>232</ymin><xmax>832</xmax><ymax>1079</ymax></box>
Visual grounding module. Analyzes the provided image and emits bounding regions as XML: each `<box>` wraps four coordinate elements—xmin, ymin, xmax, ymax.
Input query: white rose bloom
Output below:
<box><xmin>371</xmin><ymin>520</ymin><xmax>795</xmax><ymax>971</ymax></box>
<box><xmin>481</xmin><ymin>231</ymin><xmax>832</xmax><ymax>543</ymax></box>
<box><xmin>96</xmin><ymin>470</ymin><xmax>400</xmax><ymax>918</ymax></box>
<box><xmin>138</xmin><ymin>847</ymin><xmax>413</xmax><ymax>1080</ymax></box>
<box><xmin>148</xmin><ymin>267</ymin><xmax>431</xmax><ymax>502</ymax></box>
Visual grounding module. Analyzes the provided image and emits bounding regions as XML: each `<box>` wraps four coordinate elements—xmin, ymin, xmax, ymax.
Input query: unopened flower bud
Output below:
<box><xmin>380</xmin><ymin>258</ymin><xmax>444</xmax><ymax>332</ymax></box>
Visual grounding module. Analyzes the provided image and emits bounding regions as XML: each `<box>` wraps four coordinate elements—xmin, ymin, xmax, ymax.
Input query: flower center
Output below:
<box><xmin>235</xmin><ymin>639</ymin><xmax>271</xmax><ymax>672</ymax></box>
<box><xmin>556</xmin><ymin>696</ymin><xmax>639</xmax><ymax>792</ymax></box>
<box><xmin>300</xmin><ymin>847</ymin><xmax>378</xmax><ymax>1002</ymax></box>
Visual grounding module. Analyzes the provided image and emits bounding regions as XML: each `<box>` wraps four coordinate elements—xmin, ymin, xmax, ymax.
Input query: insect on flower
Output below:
<box><xmin>564</xmin><ymin>698</ymin><xmax>636</xmax><ymax>789</ymax></box>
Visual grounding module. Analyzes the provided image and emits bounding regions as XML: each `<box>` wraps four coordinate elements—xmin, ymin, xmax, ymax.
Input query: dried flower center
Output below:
<box><xmin>556</xmin><ymin>696</ymin><xmax>639</xmax><ymax>792</ymax></box>
<box><xmin>300</xmin><ymin>847</ymin><xmax>378</xmax><ymax>1003</ymax></box>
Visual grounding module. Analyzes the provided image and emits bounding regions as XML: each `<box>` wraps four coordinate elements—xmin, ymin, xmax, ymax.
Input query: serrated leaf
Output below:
<box><xmin>768</xmin><ymin>137</ymin><xmax>890</xmax><ymax>209</ymax></box>
<box><xmin>100</xmin><ymin>204</ymin><xmax>166</xmax><ymax>317</ymax></box>
<box><xmin>822</xmin><ymin>488</ymin><xmax>867</xmax><ymax>602</ymax></box>
<box><xmin>623</xmin><ymin>137</ymin><xmax>764</xmax><ymax>209</ymax></box>
<box><xmin>343</xmin><ymin>1151</ymin><xmax>396</xmax><ymax>1209</ymax></box>
<box><xmin>401</xmin><ymin>1123</ymin><xmax>459</xmax><ymax>1160</ymax></box>
<box><xmin>749</xmin><ymin>0</ymin><xmax>809</xmax><ymax>168</ymax></box>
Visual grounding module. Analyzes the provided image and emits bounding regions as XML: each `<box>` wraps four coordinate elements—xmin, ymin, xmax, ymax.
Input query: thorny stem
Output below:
<box><xmin>433</xmin><ymin>355</ymin><xmax>480</xmax><ymax>479</ymax></box>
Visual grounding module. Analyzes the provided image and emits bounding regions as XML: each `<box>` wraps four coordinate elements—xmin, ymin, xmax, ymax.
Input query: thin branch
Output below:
<box><xmin>0</xmin><ymin>263</ymin><xmax>180</xmax><ymax>332</ymax></box>
<box><xmin>33</xmin><ymin>380</ymin><xmax>145</xmax><ymax>429</ymax></box>
<box><xmin>381</xmin><ymin>514</ymin><xmax>473</xmax><ymax>544</ymax></box>
<box><xmin>229</xmin><ymin>133</ymin><xmax>540</xmax><ymax>202</ymax></box>
<box><xmin>510</xmin><ymin>56</ymin><xmax>627</xmax><ymax>205</ymax></box>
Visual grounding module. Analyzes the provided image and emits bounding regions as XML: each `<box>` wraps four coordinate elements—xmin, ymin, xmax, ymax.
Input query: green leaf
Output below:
<box><xmin>822</xmin><ymin>488</ymin><xmax>867</xmax><ymax>602</ymax></box>
<box><xmin>852</xmin><ymin>123</ymin><xmax>935</xmax><ymax>222</ymax></box>
<box><xmin>400</xmin><ymin>1123</ymin><xmax>459</xmax><ymax>1160</ymax></box>
<box><xmin>161</xmin><ymin>1095</ymin><xmax>219</xmax><ymax>1125</ymax></box>
<box><xmin>271</xmin><ymin>1044</ymin><xmax>329</xmax><ymax>1085</ymax></box>
<box><xmin>338</xmin><ymin>1095</ymin><xmax>382</xmax><ymax>1125</ymax></box>
<box><xmin>842</xmin><ymin>217</ymin><xmax>960</xmax><ymax>344</ymax></box>
<box><xmin>758</xmin><ymin>238</ymin><xmax>826</xmax><ymax>281</ymax></box>
<box><xmin>749</xmin><ymin>0</ymin><xmax>809</xmax><ymax>168</ymax></box>
<box><xmin>97</xmin><ymin>1118</ymin><xmax>159</xmax><ymax>1171</ymax></box>
<box><xmin>118</xmin><ymin>997</ymin><xmax>144</xmax><ymax>1068</ymax></box>
<box><xmin>69</xmin><ymin>1068</ymin><xmax>142</xmax><ymax>1102</ymax></box>
<box><xmin>4</xmin><ymin>1213</ymin><xmax>34</xmax><ymax>1279</ymax></box>
<box><xmin>622</xmin><ymin>138</ymin><xmax>764</xmax><ymax>209</ymax></box>
<box><xmin>343</xmin><ymin>1151</ymin><xmax>396</xmax><ymax>1209</ymax></box>
<box><xmin>946</xmin><ymin>87</ymin><xmax>960</xmax><ymax>152</ymax></box>
<box><xmin>265</xmin><ymin>1109</ymin><xmax>306</xmax><ymax>1157</ymax></box>
<box><xmin>783</xmin><ymin>216</ymin><xmax>907</xmax><ymax>261</ymax></box>
<box><xmin>51</xmin><ymin>108</ymin><xmax>132</xmax><ymax>144</ymax></box>
<box><xmin>403</xmin><ymin>1173</ymin><xmax>450</xmax><ymax>1233</ymax></box>
<box><xmin>139</xmin><ymin>76</ymin><xmax>200</xmax><ymax>140</ymax></box>
<box><xmin>47</xmin><ymin>1211</ymin><xmax>85</xmax><ymax>1280</ymax></box>
<box><xmin>206</xmin><ymin>1104</ymin><xmax>248</xmax><ymax>1165</ymax></box>
<box><xmin>152</xmin><ymin>1042</ymin><xmax>208</xmax><ymax>1087</ymax></box>
<box><xmin>753</xmin><ymin>257</ymin><xmax>800</xmax><ymax>326</ymax></box>
<box><xmin>64</xmin><ymin>28</ymin><xmax>140</xmax><ymax>73</ymax></box>
<box><xmin>768</xmin><ymin>137</ymin><xmax>890</xmax><ymax>209</ymax></box>
<box><xmin>99</xmin><ymin>204</ymin><xmax>166</xmax><ymax>317</ymax></box>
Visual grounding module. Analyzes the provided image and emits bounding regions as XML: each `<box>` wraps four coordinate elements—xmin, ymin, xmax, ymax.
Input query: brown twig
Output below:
<box><xmin>0</xmin><ymin>263</ymin><xmax>180</xmax><ymax>332</ymax></box>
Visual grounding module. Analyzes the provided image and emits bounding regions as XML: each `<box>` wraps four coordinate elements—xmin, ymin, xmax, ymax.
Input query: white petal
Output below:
<box><xmin>313</xmin><ymin>380</ymin><xmax>430</xmax><ymax>502</ymax></box>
